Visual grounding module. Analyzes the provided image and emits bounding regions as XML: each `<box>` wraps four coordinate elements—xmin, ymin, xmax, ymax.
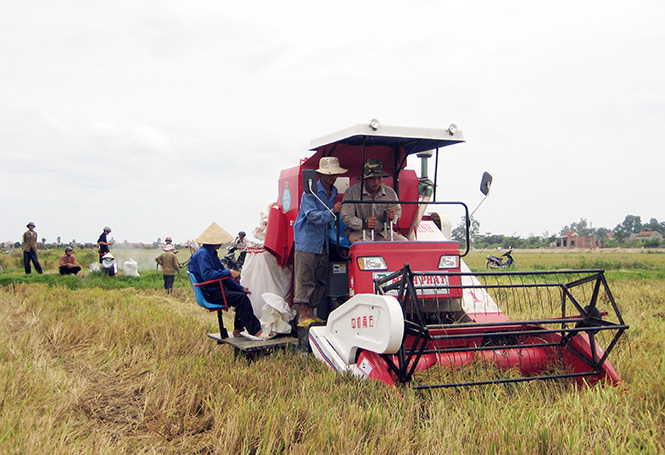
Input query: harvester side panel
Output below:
<box><xmin>264</xmin><ymin>165</ymin><xmax>307</xmax><ymax>267</ymax></box>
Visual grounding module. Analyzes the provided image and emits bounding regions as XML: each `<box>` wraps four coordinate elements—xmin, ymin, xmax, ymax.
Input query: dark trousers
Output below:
<box><xmin>23</xmin><ymin>250</ymin><xmax>43</xmax><ymax>274</ymax></box>
<box><xmin>59</xmin><ymin>266</ymin><xmax>81</xmax><ymax>275</ymax></box>
<box><xmin>203</xmin><ymin>286</ymin><xmax>261</xmax><ymax>334</ymax></box>
<box><xmin>163</xmin><ymin>274</ymin><xmax>175</xmax><ymax>293</ymax></box>
<box><xmin>294</xmin><ymin>250</ymin><xmax>328</xmax><ymax>307</ymax></box>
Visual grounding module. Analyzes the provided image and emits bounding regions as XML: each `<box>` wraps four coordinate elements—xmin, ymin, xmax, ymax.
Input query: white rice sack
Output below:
<box><xmin>123</xmin><ymin>258</ymin><xmax>140</xmax><ymax>277</ymax></box>
<box><xmin>262</xmin><ymin>292</ymin><xmax>293</xmax><ymax>315</ymax></box>
<box><xmin>252</xmin><ymin>226</ymin><xmax>266</xmax><ymax>241</ymax></box>
<box><xmin>241</xmin><ymin>251</ymin><xmax>292</xmax><ymax>316</ymax></box>
<box><xmin>260</xmin><ymin>304</ymin><xmax>293</xmax><ymax>334</ymax></box>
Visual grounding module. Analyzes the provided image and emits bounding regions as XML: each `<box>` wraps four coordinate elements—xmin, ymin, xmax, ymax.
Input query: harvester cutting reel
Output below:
<box><xmin>309</xmin><ymin>265</ymin><xmax>628</xmax><ymax>389</ymax></box>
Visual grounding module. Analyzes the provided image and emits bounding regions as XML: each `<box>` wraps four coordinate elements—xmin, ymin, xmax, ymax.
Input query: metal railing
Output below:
<box><xmin>374</xmin><ymin>265</ymin><xmax>628</xmax><ymax>389</ymax></box>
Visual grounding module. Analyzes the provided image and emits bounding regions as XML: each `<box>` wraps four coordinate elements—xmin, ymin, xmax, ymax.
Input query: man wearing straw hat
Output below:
<box><xmin>293</xmin><ymin>157</ymin><xmax>347</xmax><ymax>326</ymax></box>
<box><xmin>188</xmin><ymin>222</ymin><xmax>272</xmax><ymax>340</ymax></box>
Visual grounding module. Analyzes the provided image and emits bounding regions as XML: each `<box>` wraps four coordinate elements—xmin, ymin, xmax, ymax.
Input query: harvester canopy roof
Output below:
<box><xmin>304</xmin><ymin>121</ymin><xmax>465</xmax><ymax>177</ymax></box>
<box><xmin>310</xmin><ymin>122</ymin><xmax>463</xmax><ymax>152</ymax></box>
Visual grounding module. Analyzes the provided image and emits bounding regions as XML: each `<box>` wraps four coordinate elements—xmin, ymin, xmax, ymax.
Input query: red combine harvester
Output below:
<box><xmin>262</xmin><ymin>120</ymin><xmax>628</xmax><ymax>389</ymax></box>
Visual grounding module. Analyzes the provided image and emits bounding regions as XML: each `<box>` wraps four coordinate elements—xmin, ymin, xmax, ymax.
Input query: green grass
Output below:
<box><xmin>0</xmin><ymin>269</ymin><xmax>185</xmax><ymax>290</ymax></box>
<box><xmin>0</xmin><ymin>250</ymin><xmax>664</xmax><ymax>453</ymax></box>
<box><xmin>465</xmin><ymin>250</ymin><xmax>665</xmax><ymax>280</ymax></box>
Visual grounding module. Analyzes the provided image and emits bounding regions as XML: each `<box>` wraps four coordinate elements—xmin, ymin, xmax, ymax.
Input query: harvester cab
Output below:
<box><xmin>265</xmin><ymin>120</ymin><xmax>471</xmax><ymax>321</ymax></box>
<box><xmin>262</xmin><ymin>120</ymin><xmax>627</xmax><ymax>390</ymax></box>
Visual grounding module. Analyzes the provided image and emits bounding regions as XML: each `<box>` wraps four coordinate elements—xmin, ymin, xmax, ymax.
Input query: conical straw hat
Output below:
<box><xmin>196</xmin><ymin>222</ymin><xmax>234</xmax><ymax>245</ymax></box>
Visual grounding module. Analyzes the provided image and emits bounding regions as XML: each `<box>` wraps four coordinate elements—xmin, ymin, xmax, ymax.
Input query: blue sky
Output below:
<box><xmin>2</xmin><ymin>0</ymin><xmax>663</xmax><ymax>244</ymax></box>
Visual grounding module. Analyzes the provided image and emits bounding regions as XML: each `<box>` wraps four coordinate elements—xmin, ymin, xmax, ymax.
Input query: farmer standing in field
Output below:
<box><xmin>293</xmin><ymin>157</ymin><xmax>347</xmax><ymax>326</ymax></box>
<box><xmin>22</xmin><ymin>221</ymin><xmax>43</xmax><ymax>274</ymax></box>
<box><xmin>155</xmin><ymin>244</ymin><xmax>180</xmax><ymax>294</ymax></box>
<box><xmin>97</xmin><ymin>226</ymin><xmax>113</xmax><ymax>263</ymax></box>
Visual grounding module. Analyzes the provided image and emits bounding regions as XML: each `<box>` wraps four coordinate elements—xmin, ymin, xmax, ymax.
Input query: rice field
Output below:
<box><xmin>0</xmin><ymin>249</ymin><xmax>664</xmax><ymax>454</ymax></box>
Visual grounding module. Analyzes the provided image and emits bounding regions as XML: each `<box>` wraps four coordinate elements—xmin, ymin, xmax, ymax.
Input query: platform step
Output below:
<box><xmin>207</xmin><ymin>333</ymin><xmax>297</xmax><ymax>352</ymax></box>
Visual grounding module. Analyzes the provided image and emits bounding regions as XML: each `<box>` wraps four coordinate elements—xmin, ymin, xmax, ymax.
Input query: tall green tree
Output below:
<box><xmin>562</xmin><ymin>218</ymin><xmax>596</xmax><ymax>236</ymax></box>
<box><xmin>643</xmin><ymin>218</ymin><xmax>662</xmax><ymax>234</ymax></box>
<box><xmin>452</xmin><ymin>217</ymin><xmax>480</xmax><ymax>249</ymax></box>
<box><xmin>614</xmin><ymin>215</ymin><xmax>643</xmax><ymax>239</ymax></box>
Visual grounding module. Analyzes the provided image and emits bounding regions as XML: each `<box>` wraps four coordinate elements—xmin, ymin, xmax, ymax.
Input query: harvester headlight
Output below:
<box><xmin>447</xmin><ymin>123</ymin><xmax>458</xmax><ymax>136</ymax></box>
<box><xmin>438</xmin><ymin>255</ymin><xmax>459</xmax><ymax>269</ymax></box>
<box><xmin>369</xmin><ymin>118</ymin><xmax>380</xmax><ymax>131</ymax></box>
<box><xmin>357</xmin><ymin>256</ymin><xmax>388</xmax><ymax>271</ymax></box>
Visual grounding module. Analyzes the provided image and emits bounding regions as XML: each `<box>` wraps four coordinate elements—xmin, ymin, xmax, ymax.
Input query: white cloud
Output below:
<box><xmin>1</xmin><ymin>0</ymin><xmax>664</xmax><ymax>243</ymax></box>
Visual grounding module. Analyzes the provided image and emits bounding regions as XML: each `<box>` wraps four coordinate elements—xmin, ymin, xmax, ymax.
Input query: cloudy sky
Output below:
<box><xmin>2</xmin><ymin>0</ymin><xmax>663</xmax><ymax>245</ymax></box>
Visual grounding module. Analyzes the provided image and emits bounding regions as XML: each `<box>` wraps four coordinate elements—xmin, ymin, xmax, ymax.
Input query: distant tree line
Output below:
<box><xmin>453</xmin><ymin>215</ymin><xmax>665</xmax><ymax>249</ymax></box>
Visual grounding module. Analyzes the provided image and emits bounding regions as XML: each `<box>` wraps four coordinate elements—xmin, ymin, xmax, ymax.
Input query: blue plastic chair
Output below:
<box><xmin>188</xmin><ymin>271</ymin><xmax>229</xmax><ymax>339</ymax></box>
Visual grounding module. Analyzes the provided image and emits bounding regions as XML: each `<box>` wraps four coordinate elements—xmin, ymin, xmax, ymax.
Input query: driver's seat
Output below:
<box><xmin>188</xmin><ymin>271</ymin><xmax>229</xmax><ymax>339</ymax></box>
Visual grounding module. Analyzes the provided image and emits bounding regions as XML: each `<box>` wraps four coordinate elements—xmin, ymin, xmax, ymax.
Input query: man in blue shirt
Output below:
<box><xmin>293</xmin><ymin>157</ymin><xmax>347</xmax><ymax>326</ymax></box>
<box><xmin>189</xmin><ymin>222</ymin><xmax>269</xmax><ymax>339</ymax></box>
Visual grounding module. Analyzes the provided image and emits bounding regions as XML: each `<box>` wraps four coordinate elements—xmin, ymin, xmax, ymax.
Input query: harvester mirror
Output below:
<box><xmin>480</xmin><ymin>172</ymin><xmax>493</xmax><ymax>196</ymax></box>
<box><xmin>302</xmin><ymin>169</ymin><xmax>317</xmax><ymax>195</ymax></box>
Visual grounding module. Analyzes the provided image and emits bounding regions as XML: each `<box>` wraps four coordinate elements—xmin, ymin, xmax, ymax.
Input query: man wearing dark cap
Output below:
<box><xmin>22</xmin><ymin>222</ymin><xmax>43</xmax><ymax>274</ymax></box>
<box><xmin>97</xmin><ymin>226</ymin><xmax>114</xmax><ymax>263</ymax></box>
<box><xmin>341</xmin><ymin>159</ymin><xmax>407</xmax><ymax>243</ymax></box>
<box><xmin>59</xmin><ymin>247</ymin><xmax>81</xmax><ymax>275</ymax></box>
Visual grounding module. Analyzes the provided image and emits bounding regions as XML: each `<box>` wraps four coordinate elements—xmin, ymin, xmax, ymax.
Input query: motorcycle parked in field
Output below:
<box><xmin>221</xmin><ymin>246</ymin><xmax>244</xmax><ymax>271</ymax></box>
<box><xmin>486</xmin><ymin>249</ymin><xmax>516</xmax><ymax>269</ymax></box>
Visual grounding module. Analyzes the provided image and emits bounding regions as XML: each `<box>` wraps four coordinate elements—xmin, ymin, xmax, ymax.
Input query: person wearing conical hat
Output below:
<box><xmin>188</xmin><ymin>223</ymin><xmax>273</xmax><ymax>340</ymax></box>
<box><xmin>22</xmin><ymin>221</ymin><xmax>43</xmax><ymax>274</ymax></box>
<box><xmin>293</xmin><ymin>157</ymin><xmax>347</xmax><ymax>326</ymax></box>
<box><xmin>341</xmin><ymin>159</ymin><xmax>407</xmax><ymax>243</ymax></box>
<box><xmin>101</xmin><ymin>252</ymin><xmax>117</xmax><ymax>277</ymax></box>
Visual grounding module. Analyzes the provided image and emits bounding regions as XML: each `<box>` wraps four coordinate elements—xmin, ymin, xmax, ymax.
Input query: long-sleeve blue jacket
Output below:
<box><xmin>293</xmin><ymin>180</ymin><xmax>337</xmax><ymax>254</ymax></box>
<box><xmin>188</xmin><ymin>244</ymin><xmax>244</xmax><ymax>293</ymax></box>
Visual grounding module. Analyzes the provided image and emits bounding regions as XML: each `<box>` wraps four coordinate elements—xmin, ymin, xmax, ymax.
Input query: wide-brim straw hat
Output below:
<box><xmin>316</xmin><ymin>157</ymin><xmax>347</xmax><ymax>175</ymax></box>
<box><xmin>163</xmin><ymin>244</ymin><xmax>175</xmax><ymax>252</ymax></box>
<box><xmin>196</xmin><ymin>222</ymin><xmax>234</xmax><ymax>245</ymax></box>
<box><xmin>102</xmin><ymin>252</ymin><xmax>114</xmax><ymax>259</ymax></box>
